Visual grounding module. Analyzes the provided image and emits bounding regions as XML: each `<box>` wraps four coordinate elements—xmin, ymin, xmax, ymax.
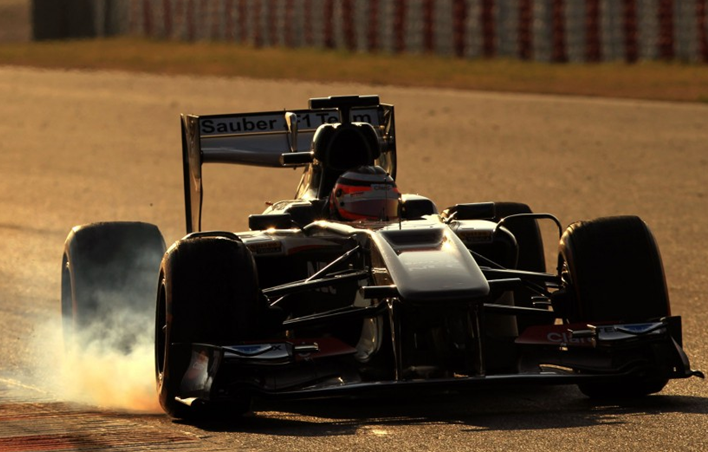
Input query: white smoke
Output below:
<box><xmin>23</xmin><ymin>270</ymin><xmax>163</xmax><ymax>413</ymax></box>
<box><xmin>59</xmin><ymin>316</ymin><xmax>161</xmax><ymax>412</ymax></box>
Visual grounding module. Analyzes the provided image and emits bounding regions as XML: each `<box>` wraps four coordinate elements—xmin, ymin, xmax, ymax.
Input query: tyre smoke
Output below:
<box><xmin>28</xmin><ymin>301</ymin><xmax>161</xmax><ymax>413</ymax></box>
<box><xmin>22</xmin><ymin>237</ymin><xmax>165</xmax><ymax>414</ymax></box>
<box><xmin>59</xmin><ymin>309</ymin><xmax>161</xmax><ymax>413</ymax></box>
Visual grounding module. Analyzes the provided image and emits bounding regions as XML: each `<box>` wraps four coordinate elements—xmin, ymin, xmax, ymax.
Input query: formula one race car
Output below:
<box><xmin>61</xmin><ymin>95</ymin><xmax>703</xmax><ymax>419</ymax></box>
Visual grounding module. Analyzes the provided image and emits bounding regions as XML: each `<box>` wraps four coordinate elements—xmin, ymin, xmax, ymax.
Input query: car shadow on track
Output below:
<box><xmin>177</xmin><ymin>384</ymin><xmax>708</xmax><ymax>435</ymax></box>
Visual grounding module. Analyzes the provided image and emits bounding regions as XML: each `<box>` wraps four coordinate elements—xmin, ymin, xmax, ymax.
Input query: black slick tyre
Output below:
<box><xmin>493</xmin><ymin>202</ymin><xmax>546</xmax><ymax>273</ymax></box>
<box><xmin>155</xmin><ymin>235</ymin><xmax>262</xmax><ymax>420</ymax></box>
<box><xmin>493</xmin><ymin>202</ymin><xmax>548</xmax><ymax>333</ymax></box>
<box><xmin>558</xmin><ymin>216</ymin><xmax>671</xmax><ymax>398</ymax></box>
<box><xmin>559</xmin><ymin>215</ymin><xmax>670</xmax><ymax>324</ymax></box>
<box><xmin>61</xmin><ymin>222</ymin><xmax>165</xmax><ymax>350</ymax></box>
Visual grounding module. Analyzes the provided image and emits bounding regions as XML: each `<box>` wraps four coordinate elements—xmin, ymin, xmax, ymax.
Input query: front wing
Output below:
<box><xmin>172</xmin><ymin>317</ymin><xmax>703</xmax><ymax>408</ymax></box>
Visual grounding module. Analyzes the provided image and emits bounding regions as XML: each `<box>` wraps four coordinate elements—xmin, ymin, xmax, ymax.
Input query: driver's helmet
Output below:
<box><xmin>330</xmin><ymin>166</ymin><xmax>400</xmax><ymax>221</ymax></box>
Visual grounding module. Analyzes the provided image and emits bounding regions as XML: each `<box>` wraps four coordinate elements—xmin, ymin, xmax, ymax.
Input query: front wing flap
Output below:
<box><xmin>174</xmin><ymin>317</ymin><xmax>702</xmax><ymax>407</ymax></box>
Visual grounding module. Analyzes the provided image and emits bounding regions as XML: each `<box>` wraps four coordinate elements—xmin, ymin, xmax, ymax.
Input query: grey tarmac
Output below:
<box><xmin>0</xmin><ymin>66</ymin><xmax>707</xmax><ymax>451</ymax></box>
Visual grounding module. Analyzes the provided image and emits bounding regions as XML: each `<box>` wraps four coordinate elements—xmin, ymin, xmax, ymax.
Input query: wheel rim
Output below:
<box><xmin>61</xmin><ymin>254</ymin><xmax>74</xmax><ymax>347</ymax></box>
<box><xmin>155</xmin><ymin>277</ymin><xmax>167</xmax><ymax>379</ymax></box>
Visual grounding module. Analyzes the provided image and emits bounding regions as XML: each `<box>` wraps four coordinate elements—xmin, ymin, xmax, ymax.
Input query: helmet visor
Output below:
<box><xmin>336</xmin><ymin>188</ymin><xmax>400</xmax><ymax>221</ymax></box>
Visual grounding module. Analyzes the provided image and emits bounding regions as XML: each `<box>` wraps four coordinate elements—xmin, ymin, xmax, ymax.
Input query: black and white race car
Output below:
<box><xmin>62</xmin><ymin>95</ymin><xmax>703</xmax><ymax>419</ymax></box>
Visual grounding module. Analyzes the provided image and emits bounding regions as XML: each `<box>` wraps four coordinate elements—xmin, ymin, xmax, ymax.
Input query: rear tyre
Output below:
<box><xmin>61</xmin><ymin>222</ymin><xmax>165</xmax><ymax>351</ymax></box>
<box><xmin>493</xmin><ymin>202</ymin><xmax>546</xmax><ymax>273</ymax></box>
<box><xmin>558</xmin><ymin>216</ymin><xmax>671</xmax><ymax>398</ymax></box>
<box><xmin>155</xmin><ymin>236</ymin><xmax>262</xmax><ymax>420</ymax></box>
<box><xmin>493</xmin><ymin>202</ymin><xmax>548</xmax><ymax>334</ymax></box>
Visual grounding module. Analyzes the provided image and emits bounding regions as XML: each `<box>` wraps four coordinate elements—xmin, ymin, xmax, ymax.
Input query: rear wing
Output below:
<box><xmin>181</xmin><ymin>96</ymin><xmax>396</xmax><ymax>233</ymax></box>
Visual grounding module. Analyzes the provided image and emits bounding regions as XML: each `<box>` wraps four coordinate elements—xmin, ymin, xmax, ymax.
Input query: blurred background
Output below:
<box><xmin>0</xmin><ymin>0</ymin><xmax>29</xmax><ymax>42</ymax></box>
<box><xmin>6</xmin><ymin>0</ymin><xmax>708</xmax><ymax>63</ymax></box>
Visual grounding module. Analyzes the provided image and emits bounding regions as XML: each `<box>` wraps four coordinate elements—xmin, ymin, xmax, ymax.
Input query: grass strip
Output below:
<box><xmin>0</xmin><ymin>37</ymin><xmax>706</xmax><ymax>103</ymax></box>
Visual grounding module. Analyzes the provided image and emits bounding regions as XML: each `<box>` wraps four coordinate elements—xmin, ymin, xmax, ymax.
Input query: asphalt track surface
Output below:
<box><xmin>0</xmin><ymin>66</ymin><xmax>707</xmax><ymax>451</ymax></box>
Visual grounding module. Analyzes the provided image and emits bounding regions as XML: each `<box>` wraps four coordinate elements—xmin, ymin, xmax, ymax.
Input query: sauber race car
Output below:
<box><xmin>61</xmin><ymin>95</ymin><xmax>703</xmax><ymax>419</ymax></box>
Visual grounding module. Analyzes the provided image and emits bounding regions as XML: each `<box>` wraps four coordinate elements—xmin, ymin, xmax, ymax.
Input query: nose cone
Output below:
<box><xmin>374</xmin><ymin>223</ymin><xmax>489</xmax><ymax>303</ymax></box>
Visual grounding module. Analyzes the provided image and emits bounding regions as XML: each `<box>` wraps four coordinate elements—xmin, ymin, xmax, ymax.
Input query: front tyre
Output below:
<box><xmin>559</xmin><ymin>216</ymin><xmax>670</xmax><ymax>323</ymax></box>
<box><xmin>155</xmin><ymin>236</ymin><xmax>262</xmax><ymax>419</ymax></box>
<box><xmin>558</xmin><ymin>216</ymin><xmax>671</xmax><ymax>398</ymax></box>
